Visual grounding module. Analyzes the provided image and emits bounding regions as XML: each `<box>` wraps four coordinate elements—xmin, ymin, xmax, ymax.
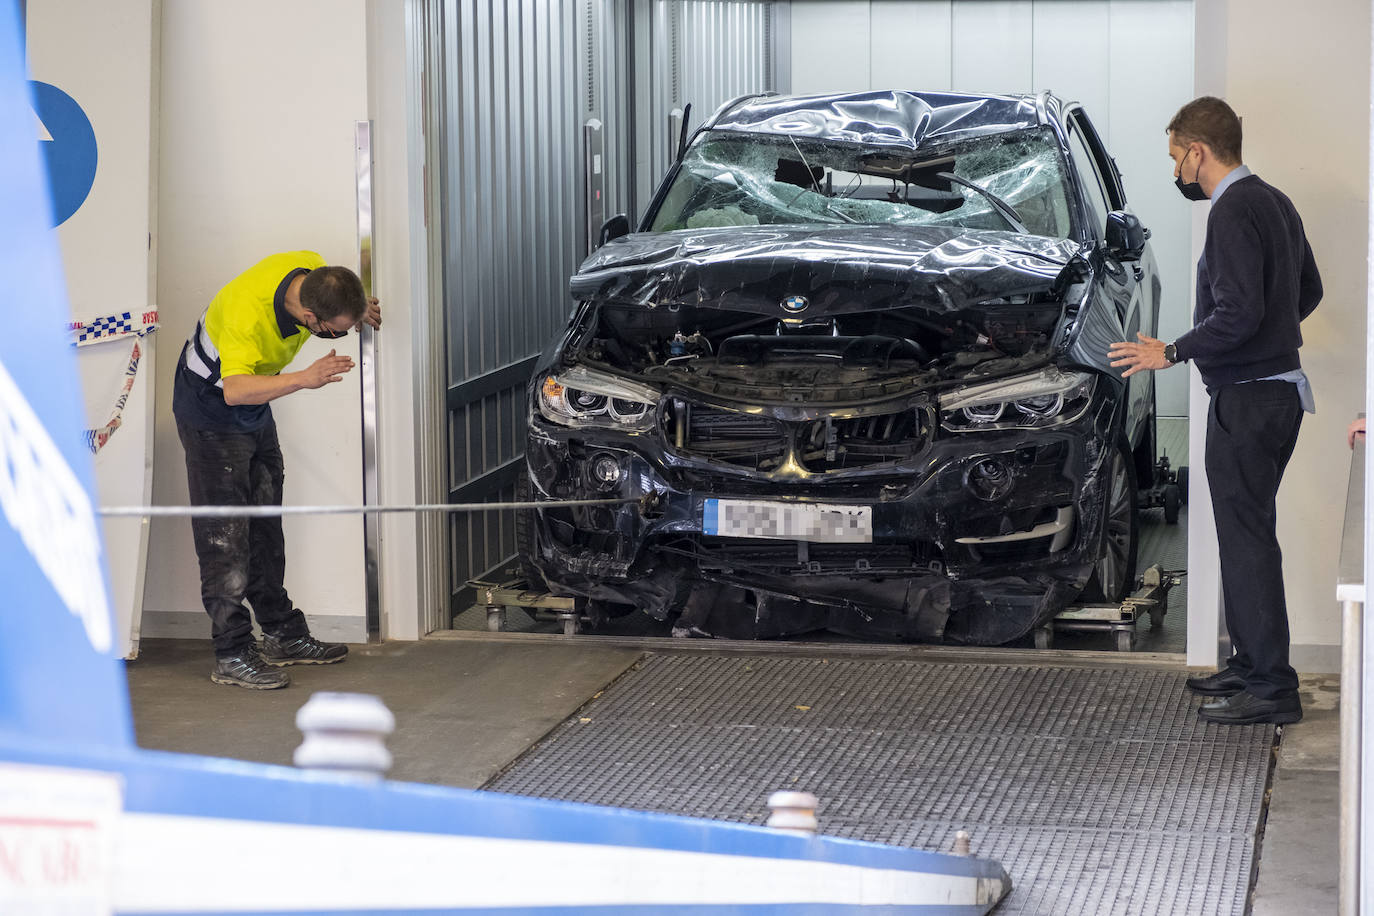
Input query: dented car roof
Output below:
<box><xmin>708</xmin><ymin>90</ymin><xmax>1051</xmax><ymax>150</ymax></box>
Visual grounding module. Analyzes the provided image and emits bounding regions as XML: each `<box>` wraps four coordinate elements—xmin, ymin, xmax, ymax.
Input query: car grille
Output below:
<box><xmin>665</xmin><ymin>400</ymin><xmax>928</xmax><ymax>474</ymax></box>
<box><xmin>797</xmin><ymin>412</ymin><xmax>927</xmax><ymax>472</ymax></box>
<box><xmin>670</xmin><ymin>403</ymin><xmax>789</xmax><ymax>472</ymax></box>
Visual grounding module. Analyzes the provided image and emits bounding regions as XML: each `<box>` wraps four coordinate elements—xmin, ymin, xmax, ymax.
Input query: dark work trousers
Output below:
<box><xmin>1204</xmin><ymin>380</ymin><xmax>1304</xmax><ymax>699</ymax></box>
<box><xmin>176</xmin><ymin>417</ymin><xmax>309</xmax><ymax>657</ymax></box>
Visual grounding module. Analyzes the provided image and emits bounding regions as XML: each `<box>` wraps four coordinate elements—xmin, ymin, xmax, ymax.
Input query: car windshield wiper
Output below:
<box><xmin>936</xmin><ymin>172</ymin><xmax>1027</xmax><ymax>233</ymax></box>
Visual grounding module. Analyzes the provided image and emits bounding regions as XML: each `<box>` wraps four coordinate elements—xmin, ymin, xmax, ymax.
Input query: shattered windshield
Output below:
<box><xmin>650</xmin><ymin>127</ymin><xmax>1075</xmax><ymax>239</ymax></box>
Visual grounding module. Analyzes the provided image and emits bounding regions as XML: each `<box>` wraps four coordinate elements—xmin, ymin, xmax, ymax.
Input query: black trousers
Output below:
<box><xmin>176</xmin><ymin>416</ymin><xmax>308</xmax><ymax>657</ymax></box>
<box><xmin>1205</xmin><ymin>380</ymin><xmax>1303</xmax><ymax>699</ymax></box>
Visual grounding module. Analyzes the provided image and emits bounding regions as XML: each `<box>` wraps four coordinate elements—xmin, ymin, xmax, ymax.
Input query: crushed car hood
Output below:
<box><xmin>571</xmin><ymin>225</ymin><xmax>1081</xmax><ymax>315</ymax></box>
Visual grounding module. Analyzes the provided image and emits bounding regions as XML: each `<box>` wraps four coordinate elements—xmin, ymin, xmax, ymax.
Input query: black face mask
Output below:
<box><xmin>1175</xmin><ymin>150</ymin><xmax>1207</xmax><ymax>201</ymax></box>
<box><xmin>305</xmin><ymin>313</ymin><xmax>350</xmax><ymax>339</ymax></box>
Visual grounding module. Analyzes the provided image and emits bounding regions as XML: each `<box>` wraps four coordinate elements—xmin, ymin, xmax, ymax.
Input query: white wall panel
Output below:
<box><xmin>1031</xmin><ymin>0</ymin><xmax>1109</xmax><ymax>133</ymax></box>
<box><xmin>1224</xmin><ymin>0</ymin><xmax>1370</xmax><ymax>659</ymax></box>
<box><xmin>787</xmin><ymin>0</ymin><xmax>872</xmax><ymax>94</ymax></box>
<box><xmin>1108</xmin><ymin>0</ymin><xmax>1195</xmax><ymax>419</ymax></box>
<box><xmin>950</xmin><ymin>0</ymin><xmax>1032</xmax><ymax>94</ymax></box>
<box><xmin>145</xmin><ymin>0</ymin><xmax>370</xmax><ymax>642</ymax></box>
<box><xmin>870</xmin><ymin>0</ymin><xmax>952</xmax><ymax>90</ymax></box>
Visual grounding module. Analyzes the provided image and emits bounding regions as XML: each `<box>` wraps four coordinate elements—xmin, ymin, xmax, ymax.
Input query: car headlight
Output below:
<box><xmin>537</xmin><ymin>366</ymin><xmax>658</xmax><ymax>431</ymax></box>
<box><xmin>940</xmin><ymin>368</ymin><xmax>1096</xmax><ymax>432</ymax></box>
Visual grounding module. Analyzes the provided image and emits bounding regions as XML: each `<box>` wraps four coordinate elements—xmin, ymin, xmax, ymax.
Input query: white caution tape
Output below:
<box><xmin>69</xmin><ymin>308</ymin><xmax>160</xmax><ymax>347</ymax></box>
<box><xmin>83</xmin><ymin>339</ymin><xmax>142</xmax><ymax>454</ymax></box>
<box><xmin>71</xmin><ymin>309</ymin><xmax>161</xmax><ymax>454</ymax></box>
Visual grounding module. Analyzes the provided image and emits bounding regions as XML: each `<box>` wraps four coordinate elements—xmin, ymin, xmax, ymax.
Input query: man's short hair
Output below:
<box><xmin>299</xmin><ymin>266</ymin><xmax>367</xmax><ymax>323</ymax></box>
<box><xmin>1166</xmin><ymin>96</ymin><xmax>1243</xmax><ymax>165</ymax></box>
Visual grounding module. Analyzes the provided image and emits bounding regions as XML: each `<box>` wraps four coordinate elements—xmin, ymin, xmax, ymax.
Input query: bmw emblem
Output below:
<box><xmin>781</xmin><ymin>295</ymin><xmax>808</xmax><ymax>313</ymax></box>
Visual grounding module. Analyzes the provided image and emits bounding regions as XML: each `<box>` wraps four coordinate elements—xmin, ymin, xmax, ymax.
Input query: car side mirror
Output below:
<box><xmin>598</xmin><ymin>214</ymin><xmax>631</xmax><ymax>248</ymax></box>
<box><xmin>1105</xmin><ymin>210</ymin><xmax>1148</xmax><ymax>261</ymax></box>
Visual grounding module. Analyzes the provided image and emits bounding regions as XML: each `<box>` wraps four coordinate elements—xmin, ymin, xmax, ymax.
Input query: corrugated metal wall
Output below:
<box><xmin>432</xmin><ymin>0</ymin><xmax>780</xmax><ymax>616</ymax></box>
<box><xmin>436</xmin><ymin>0</ymin><xmax>584</xmax><ymax>613</ymax></box>
<box><xmin>636</xmin><ymin>1</ymin><xmax>779</xmax><ymax>216</ymax></box>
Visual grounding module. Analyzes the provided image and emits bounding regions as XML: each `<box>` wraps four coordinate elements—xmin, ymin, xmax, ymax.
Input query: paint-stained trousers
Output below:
<box><xmin>1205</xmin><ymin>379</ymin><xmax>1303</xmax><ymax>699</ymax></box>
<box><xmin>176</xmin><ymin>417</ymin><xmax>309</xmax><ymax>657</ymax></box>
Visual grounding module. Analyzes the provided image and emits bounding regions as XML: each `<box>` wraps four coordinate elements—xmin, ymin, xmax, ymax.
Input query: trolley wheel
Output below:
<box><xmin>486</xmin><ymin>605</ymin><xmax>505</xmax><ymax>632</ymax></box>
<box><xmin>1176</xmin><ymin>466</ymin><xmax>1189</xmax><ymax>504</ymax></box>
<box><xmin>1163</xmin><ymin>484</ymin><xmax>1181</xmax><ymax>525</ymax></box>
<box><xmin>1116</xmin><ymin>629</ymin><xmax>1135</xmax><ymax>652</ymax></box>
<box><xmin>562</xmin><ymin>615</ymin><xmax>581</xmax><ymax>637</ymax></box>
<box><xmin>1033</xmin><ymin>626</ymin><xmax>1054</xmax><ymax>650</ymax></box>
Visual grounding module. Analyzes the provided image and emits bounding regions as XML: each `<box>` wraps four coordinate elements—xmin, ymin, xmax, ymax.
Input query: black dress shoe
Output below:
<box><xmin>1198</xmin><ymin>690</ymin><xmax>1302</xmax><ymax>726</ymax></box>
<box><xmin>1185</xmin><ymin>668</ymin><xmax>1247</xmax><ymax>697</ymax></box>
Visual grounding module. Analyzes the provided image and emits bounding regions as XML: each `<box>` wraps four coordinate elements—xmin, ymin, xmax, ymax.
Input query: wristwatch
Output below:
<box><xmin>1163</xmin><ymin>342</ymin><xmax>1180</xmax><ymax>364</ymax></box>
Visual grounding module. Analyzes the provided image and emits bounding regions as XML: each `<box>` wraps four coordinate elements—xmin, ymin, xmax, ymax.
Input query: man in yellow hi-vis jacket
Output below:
<box><xmin>172</xmin><ymin>251</ymin><xmax>380</xmax><ymax>689</ymax></box>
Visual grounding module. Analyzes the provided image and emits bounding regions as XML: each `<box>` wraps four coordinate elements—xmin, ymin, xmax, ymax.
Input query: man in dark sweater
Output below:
<box><xmin>1109</xmin><ymin>96</ymin><xmax>1321</xmax><ymax>725</ymax></box>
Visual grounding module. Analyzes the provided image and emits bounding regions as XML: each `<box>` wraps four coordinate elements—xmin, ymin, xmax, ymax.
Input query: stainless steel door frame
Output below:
<box><xmin>356</xmin><ymin>119</ymin><xmax>380</xmax><ymax>640</ymax></box>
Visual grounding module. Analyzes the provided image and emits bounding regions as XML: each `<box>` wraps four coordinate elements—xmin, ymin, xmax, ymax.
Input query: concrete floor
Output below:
<box><xmin>1251</xmin><ymin>674</ymin><xmax>1340</xmax><ymax>914</ymax></box>
<box><xmin>126</xmin><ymin>636</ymin><xmax>1340</xmax><ymax>912</ymax></box>
<box><xmin>128</xmin><ymin>638</ymin><xmax>640</xmax><ymax>787</ymax></box>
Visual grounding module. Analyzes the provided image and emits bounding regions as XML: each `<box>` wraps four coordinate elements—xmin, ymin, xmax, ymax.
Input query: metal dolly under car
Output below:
<box><xmin>1035</xmin><ymin>564</ymin><xmax>1186</xmax><ymax>652</ymax></box>
<box><xmin>474</xmin><ymin>579</ymin><xmax>584</xmax><ymax>636</ymax></box>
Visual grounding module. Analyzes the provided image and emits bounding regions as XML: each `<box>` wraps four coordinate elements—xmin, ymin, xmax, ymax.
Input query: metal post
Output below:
<box><xmin>583</xmin><ymin>118</ymin><xmax>605</xmax><ymax>256</ymax></box>
<box><xmin>355</xmin><ymin>120</ymin><xmax>381</xmax><ymax>641</ymax></box>
<box><xmin>1338</xmin><ymin>437</ymin><xmax>1365</xmax><ymax>914</ymax></box>
<box><xmin>1341</xmin><ymin>596</ymin><xmax>1363</xmax><ymax>916</ymax></box>
<box><xmin>667</xmin><ymin>107</ymin><xmax>683</xmax><ymax>162</ymax></box>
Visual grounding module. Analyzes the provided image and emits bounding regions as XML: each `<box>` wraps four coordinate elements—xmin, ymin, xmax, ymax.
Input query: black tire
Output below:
<box><xmin>1081</xmin><ymin>440</ymin><xmax>1140</xmax><ymax>604</ymax></box>
<box><xmin>1176</xmin><ymin>465</ymin><xmax>1189</xmax><ymax>504</ymax></box>
<box><xmin>514</xmin><ymin>468</ymin><xmax>544</xmax><ymax>589</ymax></box>
<box><xmin>1163</xmin><ymin>485</ymin><xmax>1181</xmax><ymax>525</ymax></box>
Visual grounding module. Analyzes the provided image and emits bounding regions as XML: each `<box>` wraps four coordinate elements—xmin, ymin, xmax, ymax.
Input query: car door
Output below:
<box><xmin>1064</xmin><ymin>106</ymin><xmax>1153</xmax><ymax>447</ymax></box>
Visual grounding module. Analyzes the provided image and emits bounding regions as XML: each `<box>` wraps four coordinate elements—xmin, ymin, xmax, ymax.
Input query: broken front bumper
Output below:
<box><xmin>524</xmin><ymin>382</ymin><xmax>1119</xmax><ymax>644</ymax></box>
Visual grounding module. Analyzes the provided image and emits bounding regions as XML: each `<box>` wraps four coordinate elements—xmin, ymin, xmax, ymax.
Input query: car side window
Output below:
<box><xmin>1066</xmin><ymin>122</ymin><xmax>1111</xmax><ymax>238</ymax></box>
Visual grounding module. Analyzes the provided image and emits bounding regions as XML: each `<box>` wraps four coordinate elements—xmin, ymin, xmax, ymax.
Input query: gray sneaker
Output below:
<box><xmin>211</xmin><ymin>644</ymin><xmax>290</xmax><ymax>689</ymax></box>
<box><xmin>260</xmin><ymin>633</ymin><xmax>348</xmax><ymax>666</ymax></box>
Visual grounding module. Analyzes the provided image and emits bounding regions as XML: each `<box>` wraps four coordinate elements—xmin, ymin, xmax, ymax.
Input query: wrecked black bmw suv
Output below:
<box><xmin>519</xmin><ymin>90</ymin><xmax>1159</xmax><ymax>645</ymax></box>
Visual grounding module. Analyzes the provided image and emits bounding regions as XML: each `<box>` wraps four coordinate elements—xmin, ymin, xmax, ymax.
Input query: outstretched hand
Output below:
<box><xmin>1108</xmin><ymin>332</ymin><xmax>1173</xmax><ymax>379</ymax></box>
<box><xmin>1350</xmin><ymin>418</ymin><xmax>1366</xmax><ymax>449</ymax></box>
<box><xmin>300</xmin><ymin>349</ymin><xmax>354</xmax><ymax>389</ymax></box>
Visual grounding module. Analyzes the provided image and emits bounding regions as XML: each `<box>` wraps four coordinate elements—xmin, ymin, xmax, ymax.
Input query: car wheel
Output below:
<box><xmin>1163</xmin><ymin>484</ymin><xmax>1181</xmax><ymax>525</ymax></box>
<box><xmin>1082</xmin><ymin>441</ymin><xmax>1139</xmax><ymax>604</ymax></box>
<box><xmin>514</xmin><ymin>467</ymin><xmax>544</xmax><ymax>589</ymax></box>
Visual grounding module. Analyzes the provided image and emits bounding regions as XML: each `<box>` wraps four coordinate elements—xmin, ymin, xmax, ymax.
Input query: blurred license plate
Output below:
<box><xmin>702</xmin><ymin>499</ymin><xmax>872</xmax><ymax>543</ymax></box>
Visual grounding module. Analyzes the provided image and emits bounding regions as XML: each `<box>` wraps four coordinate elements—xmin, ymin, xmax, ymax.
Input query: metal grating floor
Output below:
<box><xmin>487</xmin><ymin>654</ymin><xmax>1274</xmax><ymax>915</ymax></box>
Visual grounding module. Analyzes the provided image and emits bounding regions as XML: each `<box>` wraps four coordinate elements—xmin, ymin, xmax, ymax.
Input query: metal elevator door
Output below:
<box><xmin>436</xmin><ymin>0</ymin><xmax>585</xmax><ymax>618</ymax></box>
<box><xmin>435</xmin><ymin>0</ymin><xmax>781</xmax><ymax>618</ymax></box>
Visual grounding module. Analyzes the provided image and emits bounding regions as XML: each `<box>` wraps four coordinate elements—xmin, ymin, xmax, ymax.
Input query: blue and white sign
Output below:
<box><xmin>30</xmin><ymin>79</ymin><xmax>96</xmax><ymax>227</ymax></box>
